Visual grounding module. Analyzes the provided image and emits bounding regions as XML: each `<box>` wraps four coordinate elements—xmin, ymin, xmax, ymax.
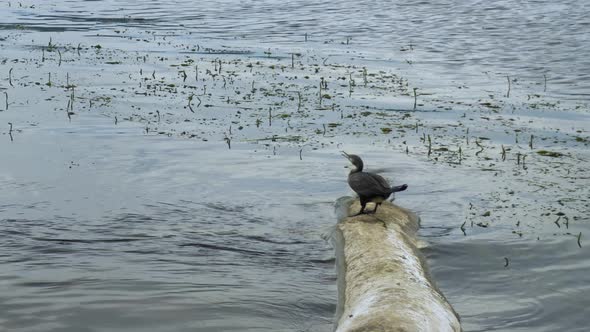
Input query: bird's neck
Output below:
<box><xmin>349</xmin><ymin>166</ymin><xmax>363</xmax><ymax>174</ymax></box>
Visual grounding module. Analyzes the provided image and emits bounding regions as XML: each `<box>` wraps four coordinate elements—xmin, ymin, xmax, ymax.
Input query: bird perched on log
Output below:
<box><xmin>342</xmin><ymin>152</ymin><xmax>408</xmax><ymax>215</ymax></box>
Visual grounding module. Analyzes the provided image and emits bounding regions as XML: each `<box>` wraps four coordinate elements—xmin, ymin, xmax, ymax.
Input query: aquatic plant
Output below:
<box><xmin>7</xmin><ymin>122</ymin><xmax>13</xmax><ymax>142</ymax></box>
<box><xmin>475</xmin><ymin>139</ymin><xmax>484</xmax><ymax>156</ymax></box>
<box><xmin>536</xmin><ymin>150</ymin><xmax>563</xmax><ymax>158</ymax></box>
<box><xmin>543</xmin><ymin>74</ymin><xmax>547</xmax><ymax>92</ymax></box>
<box><xmin>187</xmin><ymin>94</ymin><xmax>195</xmax><ymax>113</ymax></box>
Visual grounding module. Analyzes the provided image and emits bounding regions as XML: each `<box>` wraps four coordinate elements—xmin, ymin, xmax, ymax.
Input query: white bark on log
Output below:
<box><xmin>333</xmin><ymin>198</ymin><xmax>461</xmax><ymax>332</ymax></box>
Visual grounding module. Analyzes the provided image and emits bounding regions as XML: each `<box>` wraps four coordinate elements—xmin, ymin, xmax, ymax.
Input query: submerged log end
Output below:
<box><xmin>334</xmin><ymin>200</ymin><xmax>461</xmax><ymax>332</ymax></box>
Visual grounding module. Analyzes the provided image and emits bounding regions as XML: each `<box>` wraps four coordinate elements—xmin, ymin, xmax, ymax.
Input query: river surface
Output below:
<box><xmin>1</xmin><ymin>1</ymin><xmax>589</xmax><ymax>331</ymax></box>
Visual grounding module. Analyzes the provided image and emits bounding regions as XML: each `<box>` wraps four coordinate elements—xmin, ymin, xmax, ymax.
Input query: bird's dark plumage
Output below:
<box><xmin>342</xmin><ymin>152</ymin><xmax>408</xmax><ymax>215</ymax></box>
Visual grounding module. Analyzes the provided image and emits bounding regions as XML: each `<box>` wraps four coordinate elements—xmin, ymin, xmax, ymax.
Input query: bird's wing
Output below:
<box><xmin>348</xmin><ymin>172</ymin><xmax>391</xmax><ymax>196</ymax></box>
<box><xmin>368</xmin><ymin>172</ymin><xmax>391</xmax><ymax>191</ymax></box>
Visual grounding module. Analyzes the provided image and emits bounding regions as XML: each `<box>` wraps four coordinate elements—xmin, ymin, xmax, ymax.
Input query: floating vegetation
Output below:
<box><xmin>0</xmin><ymin>26</ymin><xmax>585</xmax><ymax>247</ymax></box>
<box><xmin>247</xmin><ymin>135</ymin><xmax>304</xmax><ymax>143</ymax></box>
<box><xmin>536</xmin><ymin>150</ymin><xmax>563</xmax><ymax>158</ymax></box>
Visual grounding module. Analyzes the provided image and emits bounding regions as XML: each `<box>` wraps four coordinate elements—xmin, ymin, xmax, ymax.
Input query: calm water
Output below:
<box><xmin>3</xmin><ymin>0</ymin><xmax>589</xmax><ymax>101</ymax></box>
<box><xmin>1</xmin><ymin>1</ymin><xmax>589</xmax><ymax>331</ymax></box>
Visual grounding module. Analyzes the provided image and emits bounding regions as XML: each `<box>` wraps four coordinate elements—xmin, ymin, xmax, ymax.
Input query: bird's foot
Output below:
<box><xmin>352</xmin><ymin>210</ymin><xmax>366</xmax><ymax>216</ymax></box>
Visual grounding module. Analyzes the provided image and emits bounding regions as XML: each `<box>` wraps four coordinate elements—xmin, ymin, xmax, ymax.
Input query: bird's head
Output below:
<box><xmin>341</xmin><ymin>152</ymin><xmax>364</xmax><ymax>173</ymax></box>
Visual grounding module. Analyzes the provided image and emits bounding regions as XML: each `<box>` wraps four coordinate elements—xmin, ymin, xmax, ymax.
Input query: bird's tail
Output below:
<box><xmin>391</xmin><ymin>184</ymin><xmax>408</xmax><ymax>193</ymax></box>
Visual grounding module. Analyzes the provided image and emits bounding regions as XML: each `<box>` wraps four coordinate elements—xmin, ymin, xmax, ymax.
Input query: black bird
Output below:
<box><xmin>342</xmin><ymin>152</ymin><xmax>408</xmax><ymax>215</ymax></box>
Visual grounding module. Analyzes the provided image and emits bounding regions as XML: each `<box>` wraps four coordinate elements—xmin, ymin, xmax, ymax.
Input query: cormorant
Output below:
<box><xmin>342</xmin><ymin>152</ymin><xmax>408</xmax><ymax>215</ymax></box>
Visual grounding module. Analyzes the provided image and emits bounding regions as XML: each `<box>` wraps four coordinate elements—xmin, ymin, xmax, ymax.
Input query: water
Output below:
<box><xmin>1</xmin><ymin>117</ymin><xmax>340</xmax><ymax>331</ymax></box>
<box><xmin>3</xmin><ymin>0</ymin><xmax>588</xmax><ymax>100</ymax></box>
<box><xmin>1</xmin><ymin>1</ymin><xmax>589</xmax><ymax>331</ymax></box>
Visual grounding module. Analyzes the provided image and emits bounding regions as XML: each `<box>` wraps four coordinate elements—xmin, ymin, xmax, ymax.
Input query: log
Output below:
<box><xmin>332</xmin><ymin>197</ymin><xmax>461</xmax><ymax>332</ymax></box>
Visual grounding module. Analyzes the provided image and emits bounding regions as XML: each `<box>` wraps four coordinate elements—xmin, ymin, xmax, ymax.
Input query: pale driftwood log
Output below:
<box><xmin>333</xmin><ymin>199</ymin><xmax>461</xmax><ymax>332</ymax></box>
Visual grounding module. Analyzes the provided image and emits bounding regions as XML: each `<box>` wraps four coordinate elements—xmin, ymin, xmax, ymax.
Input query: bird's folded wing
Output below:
<box><xmin>370</xmin><ymin>172</ymin><xmax>392</xmax><ymax>191</ymax></box>
<box><xmin>349</xmin><ymin>172</ymin><xmax>391</xmax><ymax>196</ymax></box>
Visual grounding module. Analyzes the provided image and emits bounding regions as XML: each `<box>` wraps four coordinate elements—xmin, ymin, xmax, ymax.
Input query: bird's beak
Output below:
<box><xmin>341</xmin><ymin>151</ymin><xmax>351</xmax><ymax>160</ymax></box>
